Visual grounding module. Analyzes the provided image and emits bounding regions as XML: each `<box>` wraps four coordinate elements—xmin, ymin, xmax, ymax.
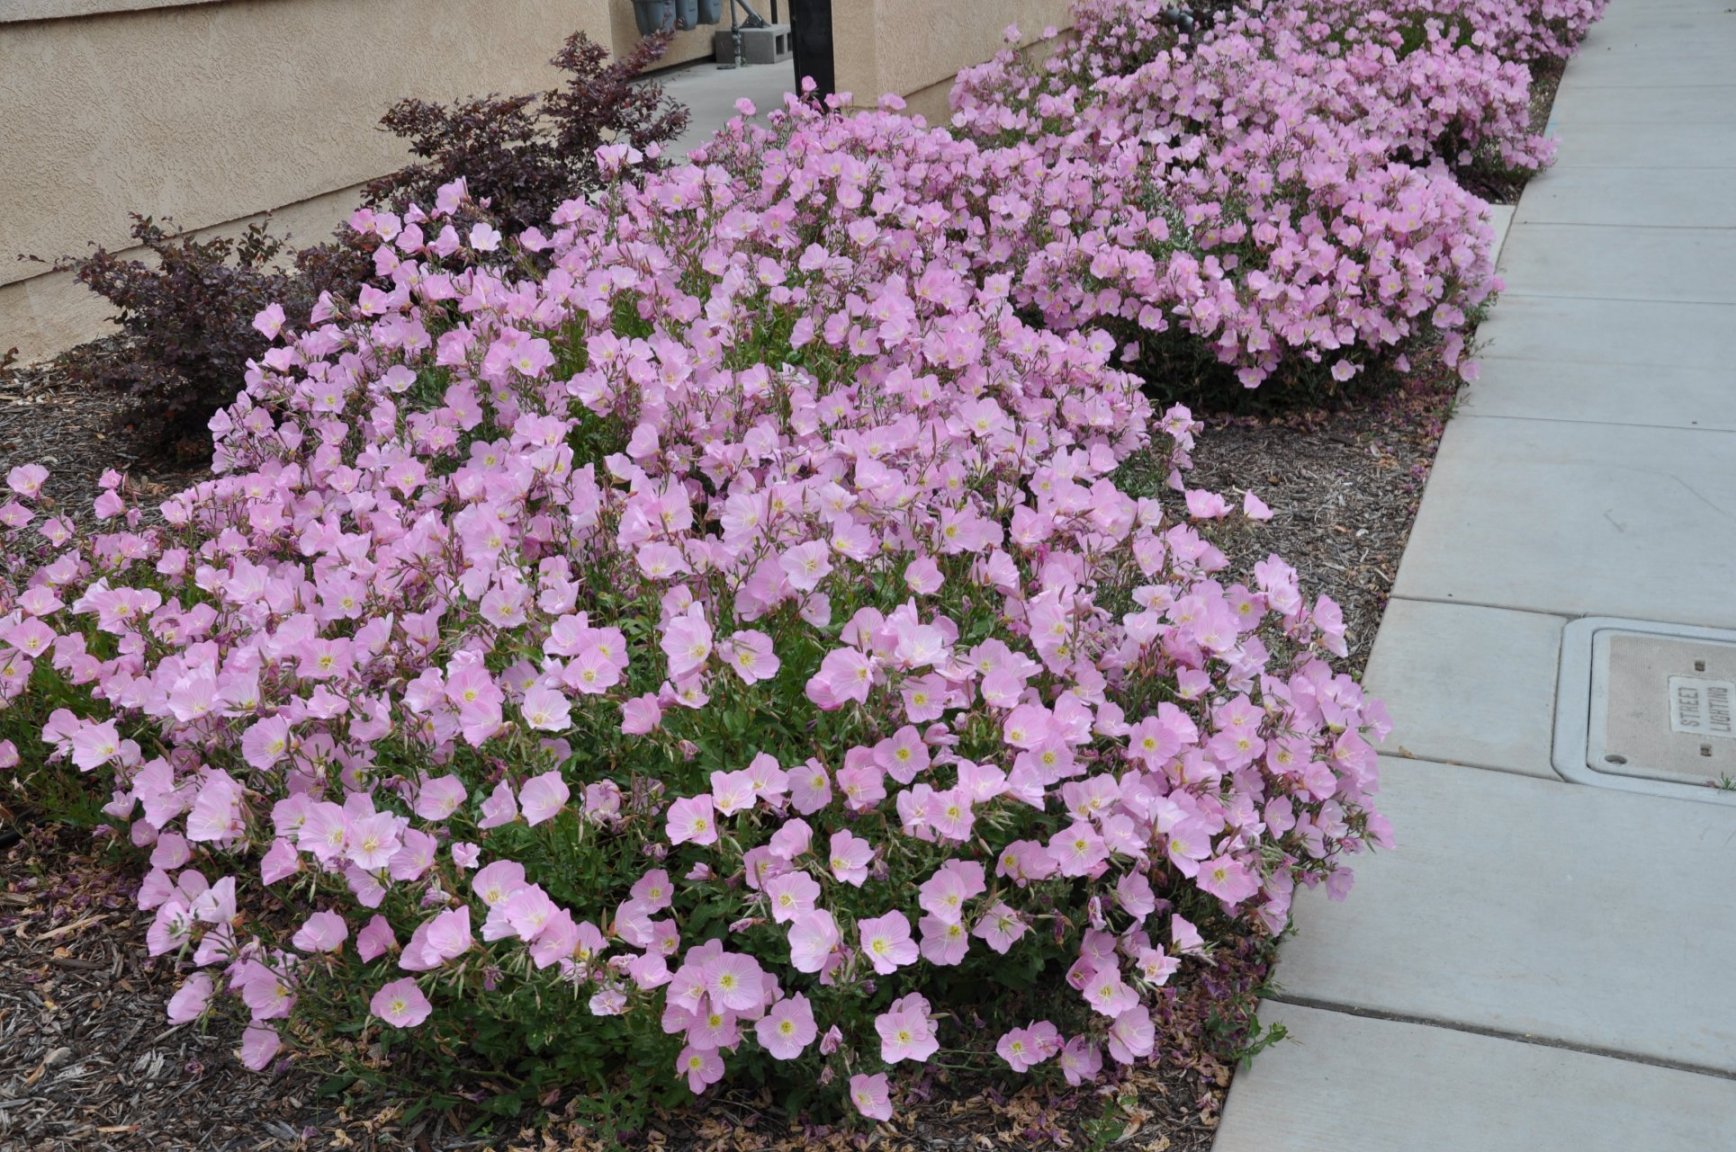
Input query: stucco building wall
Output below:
<box><xmin>831</xmin><ymin>0</ymin><xmax>1075</xmax><ymax>123</ymax></box>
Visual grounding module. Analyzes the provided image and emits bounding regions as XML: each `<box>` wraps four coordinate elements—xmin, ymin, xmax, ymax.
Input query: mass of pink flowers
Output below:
<box><xmin>952</xmin><ymin>0</ymin><xmax>1604</xmax><ymax>387</ymax></box>
<box><xmin>0</xmin><ymin>0</ymin><xmax>1603</xmax><ymax>1125</ymax></box>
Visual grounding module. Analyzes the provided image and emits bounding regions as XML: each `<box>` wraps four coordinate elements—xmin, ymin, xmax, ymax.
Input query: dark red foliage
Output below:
<box><xmin>363</xmin><ymin>30</ymin><xmax>690</xmax><ymax>237</ymax></box>
<box><xmin>48</xmin><ymin>217</ymin><xmax>313</xmax><ymax>460</ymax></box>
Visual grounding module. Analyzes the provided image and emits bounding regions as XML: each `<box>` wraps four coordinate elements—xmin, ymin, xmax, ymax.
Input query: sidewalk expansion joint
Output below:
<box><xmin>1264</xmin><ymin>994</ymin><xmax>1736</xmax><ymax>1083</ymax></box>
<box><xmin>1448</xmin><ymin>408</ymin><xmax>1736</xmax><ymax>436</ymax></box>
<box><xmin>1380</xmin><ymin>594</ymin><xmax>1575</xmax><ymax>621</ymax></box>
<box><xmin>1502</xmin><ymin>289</ymin><xmax>1736</xmax><ymax>307</ymax></box>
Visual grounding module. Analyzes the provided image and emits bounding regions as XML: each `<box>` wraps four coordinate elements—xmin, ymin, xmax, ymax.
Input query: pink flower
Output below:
<box><xmin>631</xmin><ymin>868</ymin><xmax>674</xmax><ymax>911</ymax></box>
<box><xmin>469</xmin><ymin>222</ymin><xmax>501</xmax><ymax>252</ymax></box>
<box><xmin>477</xmin><ymin>779</ymin><xmax>519</xmax><ymax>829</ymax></box>
<box><xmin>997</xmin><ymin>1026</ymin><xmax>1042</xmax><ymax>1072</ymax></box>
<box><xmin>780</xmin><ymin>541</ymin><xmax>833</xmax><ymax>591</ymax></box>
<box><xmin>291</xmin><ymin>910</ymin><xmax>349</xmax><ymax>954</ymax></box>
<box><xmin>858</xmin><ymin>910</ymin><xmax>917</xmax><ymax>975</ymax></box>
<box><xmin>356</xmin><ymin>915</ymin><xmax>397</xmax><ymax>962</ymax></box>
<box><xmin>765</xmin><ymin>871</ymin><xmax>820</xmax><ymax>924</ymax></box>
<box><xmin>666</xmin><ymin>794</ymin><xmax>718</xmax><ymax>846</ymax></box>
<box><xmin>167</xmin><ymin>972</ymin><xmax>214</xmax><ymax>1023</ymax></box>
<box><xmin>621</xmin><ymin>693</ymin><xmax>663</xmax><ymax>734</ymax></box>
<box><xmin>849</xmin><ymin>1072</ymin><xmax>893</xmax><ymax>1122</ymax></box>
<box><xmin>1083</xmin><ymin>967</ymin><xmax>1140</xmax><ymax>1017</ymax></box>
<box><xmin>240</xmin><ymin>715</ymin><xmax>292</xmax><ymax>770</ymax></box>
<box><xmin>445</xmin><ymin>663</ymin><xmax>504</xmax><ymax>746</ymax></box>
<box><xmin>789</xmin><ymin>759</ymin><xmax>833</xmax><ymax>814</ymax></box>
<box><xmin>70</xmin><ymin>719</ymin><xmax>121</xmax><ymax>770</ymax></box>
<box><xmin>252</xmin><ymin>303</ymin><xmax>286</xmax><ymax>340</ymax></box>
<box><xmin>371</xmin><ymin>978</ymin><xmax>433</xmax><ymax>1028</ymax></box>
<box><xmin>807</xmin><ymin>646</ymin><xmax>874</xmax><ymax>709</ymax></box>
<box><xmin>661</xmin><ymin>605</ymin><xmax>713</xmax><ymax>678</ymax></box>
<box><xmin>677</xmin><ymin>1045</ymin><xmax>725</xmax><ymax>1094</ymax></box>
<box><xmin>903</xmin><ymin>555</ymin><xmax>943</xmax><ymax>594</ymax></box>
<box><xmin>918</xmin><ymin>859</ymin><xmax>985</xmax><ymax>925</ymax></box>
<box><xmin>876</xmin><ymin>994</ymin><xmax>938</xmax><ymax>1063</ymax></box>
<box><xmin>6</xmin><ymin>463</ymin><xmax>48</xmax><ymax>499</ymax></box>
<box><xmin>719</xmin><ymin>630</ymin><xmax>780</xmax><ymax>684</ymax></box>
<box><xmin>402</xmin><ymin>906</ymin><xmax>472</xmax><ymax>969</ymax></box>
<box><xmin>1185</xmin><ymin>489</ymin><xmax>1231</xmax><ymax>519</ymax></box>
<box><xmin>972</xmin><ymin>902</ymin><xmax>1028</xmax><ymax>954</ymax></box>
<box><xmin>709</xmin><ymin>768</ymin><xmax>757</xmax><ymax>816</ymax></box>
<box><xmin>239</xmin><ymin>1024</ymin><xmax>280</xmax><ymax>1071</ymax></box>
<box><xmin>519</xmin><ymin>771</ymin><xmax>570</xmax><ymax>826</ymax></box>
<box><xmin>473</xmin><ymin>860</ymin><xmax>526</xmax><ymax>906</ymax></box>
<box><xmin>787</xmin><ymin>909</ymin><xmax>840</xmax><ymax>974</ymax></box>
<box><xmin>827</xmin><ymin>829</ymin><xmax>873</xmax><ymax>886</ymax></box>
<box><xmin>1197</xmin><ymin>854</ymin><xmax>1261</xmax><ymax>906</ymax></box>
<box><xmin>919</xmin><ymin>914</ymin><xmax>968</xmax><ymax>965</ymax></box>
<box><xmin>755</xmin><ymin>993</ymin><xmax>817</xmax><ymax>1060</ymax></box>
<box><xmin>1060</xmin><ymin>1036</ymin><xmax>1104</xmax><ymax>1085</ymax></box>
<box><xmin>521</xmin><ymin>686</ymin><xmax>572</xmax><ymax>732</ymax></box>
<box><xmin>414</xmin><ymin>775</ymin><xmax>467</xmax><ymax>821</ymax></box>
<box><xmin>704</xmin><ymin>951</ymin><xmax>768</xmax><ymax>1013</ymax></box>
<box><xmin>1050</xmin><ymin>821</ymin><xmax>1109</xmax><ymax>878</ymax></box>
<box><xmin>1107</xmin><ymin>1007</ymin><xmax>1155</xmax><ymax>1065</ymax></box>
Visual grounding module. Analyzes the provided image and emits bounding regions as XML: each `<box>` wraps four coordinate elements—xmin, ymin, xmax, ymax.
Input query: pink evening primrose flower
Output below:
<box><xmin>371</xmin><ymin>978</ymin><xmax>433</xmax><ymax>1028</ymax></box>
<box><xmin>849</xmin><ymin>1072</ymin><xmax>893</xmax><ymax>1122</ymax></box>
<box><xmin>755</xmin><ymin>993</ymin><xmax>817</xmax><ymax>1060</ymax></box>
<box><xmin>666</xmin><ymin>794</ymin><xmax>718</xmax><ymax>846</ymax></box>
<box><xmin>858</xmin><ymin>910</ymin><xmax>918</xmax><ymax>975</ymax></box>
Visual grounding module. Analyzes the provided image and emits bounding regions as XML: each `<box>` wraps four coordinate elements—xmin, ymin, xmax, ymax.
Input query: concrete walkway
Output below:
<box><xmin>1214</xmin><ymin>1</ymin><xmax>1736</xmax><ymax>1147</ymax></box>
<box><xmin>658</xmin><ymin>58</ymin><xmax>800</xmax><ymax>158</ymax></box>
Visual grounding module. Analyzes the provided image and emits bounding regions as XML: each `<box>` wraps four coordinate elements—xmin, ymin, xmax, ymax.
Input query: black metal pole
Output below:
<box><xmin>787</xmin><ymin>0</ymin><xmax>833</xmax><ymax>100</ymax></box>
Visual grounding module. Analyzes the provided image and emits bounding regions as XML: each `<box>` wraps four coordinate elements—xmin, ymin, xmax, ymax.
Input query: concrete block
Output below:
<box><xmin>1392</xmin><ymin>416</ymin><xmax>1736</xmax><ymax>625</ymax></box>
<box><xmin>1463</xmin><ymin>358</ymin><xmax>1736</xmax><ymax>433</ymax></box>
<box><xmin>715</xmin><ymin>23</ymin><xmax>792</xmax><ymax>65</ymax></box>
<box><xmin>1275</xmin><ymin>758</ymin><xmax>1736</xmax><ymax>1073</ymax></box>
<box><xmin>1499</xmin><ymin>225</ymin><xmax>1736</xmax><ymax>305</ymax></box>
<box><xmin>1515</xmin><ymin>167</ymin><xmax>1736</xmax><ymax>230</ymax></box>
<box><xmin>1475</xmin><ymin>296</ymin><xmax>1736</xmax><ymax>375</ymax></box>
<box><xmin>1549</xmin><ymin>122</ymin><xmax>1736</xmax><ymax>168</ymax></box>
<box><xmin>1216</xmin><ymin>1004</ymin><xmax>1736</xmax><ymax>1152</ymax></box>
<box><xmin>1364</xmin><ymin>600</ymin><xmax>1565</xmax><ymax>777</ymax></box>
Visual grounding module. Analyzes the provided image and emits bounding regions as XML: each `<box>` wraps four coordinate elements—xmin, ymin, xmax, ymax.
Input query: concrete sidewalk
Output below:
<box><xmin>1215</xmin><ymin>0</ymin><xmax>1736</xmax><ymax>1146</ymax></box>
<box><xmin>658</xmin><ymin>59</ymin><xmax>800</xmax><ymax>158</ymax></box>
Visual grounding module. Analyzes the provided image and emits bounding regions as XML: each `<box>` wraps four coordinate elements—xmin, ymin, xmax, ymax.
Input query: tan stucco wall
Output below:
<box><xmin>1</xmin><ymin>0</ymin><xmax>228</xmax><ymax>22</ymax></box>
<box><xmin>831</xmin><ymin>0</ymin><xmax>1074</xmax><ymax>112</ymax></box>
<box><xmin>0</xmin><ymin>0</ymin><xmax>725</xmax><ymax>362</ymax></box>
<box><xmin>1</xmin><ymin>182</ymin><xmax>365</xmax><ymax>364</ymax></box>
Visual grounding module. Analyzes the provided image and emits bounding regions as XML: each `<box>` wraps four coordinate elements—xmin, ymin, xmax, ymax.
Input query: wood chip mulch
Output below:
<box><xmin>1185</xmin><ymin>376</ymin><xmax>1456</xmax><ymax>680</ymax></box>
<box><xmin>0</xmin><ymin>345</ymin><xmax>207</xmax><ymax>530</ymax></box>
<box><xmin>1</xmin><ymin>828</ymin><xmax>1233</xmax><ymax>1152</ymax></box>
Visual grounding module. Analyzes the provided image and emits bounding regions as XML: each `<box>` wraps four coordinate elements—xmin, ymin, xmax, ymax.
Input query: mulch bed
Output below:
<box><xmin>1185</xmin><ymin>377</ymin><xmax>1456</xmax><ymax>680</ymax></box>
<box><xmin>1</xmin><ymin>821</ymin><xmax>1234</xmax><ymax>1152</ymax></box>
<box><xmin>0</xmin><ymin>344</ymin><xmax>206</xmax><ymax>530</ymax></box>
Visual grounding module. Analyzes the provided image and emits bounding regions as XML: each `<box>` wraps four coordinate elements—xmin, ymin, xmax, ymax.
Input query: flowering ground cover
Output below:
<box><xmin>0</xmin><ymin>0</ymin><xmax>1605</xmax><ymax>1145</ymax></box>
